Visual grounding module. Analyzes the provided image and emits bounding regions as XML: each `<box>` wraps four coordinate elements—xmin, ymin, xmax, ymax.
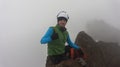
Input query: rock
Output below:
<box><xmin>46</xmin><ymin>31</ymin><xmax>120</xmax><ymax>67</ymax></box>
<box><xmin>75</xmin><ymin>31</ymin><xmax>120</xmax><ymax>67</ymax></box>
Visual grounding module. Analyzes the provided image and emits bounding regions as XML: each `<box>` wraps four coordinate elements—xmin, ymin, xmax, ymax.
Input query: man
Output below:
<box><xmin>40</xmin><ymin>11</ymin><xmax>85</xmax><ymax>67</ymax></box>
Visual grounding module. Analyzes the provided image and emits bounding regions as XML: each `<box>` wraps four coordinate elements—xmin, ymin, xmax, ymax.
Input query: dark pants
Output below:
<box><xmin>46</xmin><ymin>53</ymin><xmax>68</xmax><ymax>67</ymax></box>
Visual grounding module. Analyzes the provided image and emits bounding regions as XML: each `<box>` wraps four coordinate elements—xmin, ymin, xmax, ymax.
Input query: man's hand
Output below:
<box><xmin>51</xmin><ymin>32</ymin><xmax>59</xmax><ymax>40</ymax></box>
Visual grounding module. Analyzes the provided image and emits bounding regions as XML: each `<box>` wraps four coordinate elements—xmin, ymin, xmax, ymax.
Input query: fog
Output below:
<box><xmin>0</xmin><ymin>0</ymin><xmax>120</xmax><ymax>67</ymax></box>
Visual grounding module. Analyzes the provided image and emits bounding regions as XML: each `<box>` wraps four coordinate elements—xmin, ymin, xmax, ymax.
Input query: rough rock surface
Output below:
<box><xmin>75</xmin><ymin>31</ymin><xmax>120</xmax><ymax>67</ymax></box>
<box><xmin>46</xmin><ymin>31</ymin><xmax>120</xmax><ymax>67</ymax></box>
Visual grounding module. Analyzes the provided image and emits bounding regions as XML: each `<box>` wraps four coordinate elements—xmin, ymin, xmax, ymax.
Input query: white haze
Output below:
<box><xmin>0</xmin><ymin>0</ymin><xmax>120</xmax><ymax>67</ymax></box>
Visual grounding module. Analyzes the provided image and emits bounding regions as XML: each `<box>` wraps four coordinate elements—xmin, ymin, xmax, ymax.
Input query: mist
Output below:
<box><xmin>86</xmin><ymin>19</ymin><xmax>120</xmax><ymax>43</ymax></box>
<box><xmin>0</xmin><ymin>0</ymin><xmax>120</xmax><ymax>67</ymax></box>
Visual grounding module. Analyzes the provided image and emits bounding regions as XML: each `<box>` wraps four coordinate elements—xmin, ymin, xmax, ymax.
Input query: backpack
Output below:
<box><xmin>65</xmin><ymin>45</ymin><xmax>88</xmax><ymax>60</ymax></box>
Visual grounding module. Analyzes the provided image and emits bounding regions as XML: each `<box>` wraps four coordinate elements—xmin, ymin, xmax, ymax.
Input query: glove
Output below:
<box><xmin>51</xmin><ymin>32</ymin><xmax>59</xmax><ymax>40</ymax></box>
<box><xmin>60</xmin><ymin>27</ymin><xmax>67</xmax><ymax>32</ymax></box>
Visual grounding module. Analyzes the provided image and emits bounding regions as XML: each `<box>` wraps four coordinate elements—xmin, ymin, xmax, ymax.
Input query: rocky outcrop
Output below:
<box><xmin>75</xmin><ymin>31</ymin><xmax>120</xmax><ymax>67</ymax></box>
<box><xmin>96</xmin><ymin>41</ymin><xmax>120</xmax><ymax>67</ymax></box>
<box><xmin>46</xmin><ymin>31</ymin><xmax>120</xmax><ymax>67</ymax></box>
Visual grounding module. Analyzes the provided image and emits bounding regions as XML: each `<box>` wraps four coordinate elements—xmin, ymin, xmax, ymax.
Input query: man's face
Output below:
<box><xmin>58</xmin><ymin>20</ymin><xmax>67</xmax><ymax>27</ymax></box>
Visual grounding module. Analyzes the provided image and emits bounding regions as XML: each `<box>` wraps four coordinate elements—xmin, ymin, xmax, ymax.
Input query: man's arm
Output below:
<box><xmin>67</xmin><ymin>34</ymin><xmax>85</xmax><ymax>57</ymax></box>
<box><xmin>40</xmin><ymin>27</ymin><xmax>53</xmax><ymax>44</ymax></box>
<box><xmin>67</xmin><ymin>34</ymin><xmax>80</xmax><ymax>49</ymax></box>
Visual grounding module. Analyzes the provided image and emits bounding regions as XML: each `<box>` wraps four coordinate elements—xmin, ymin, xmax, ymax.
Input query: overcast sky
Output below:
<box><xmin>0</xmin><ymin>0</ymin><xmax>120</xmax><ymax>67</ymax></box>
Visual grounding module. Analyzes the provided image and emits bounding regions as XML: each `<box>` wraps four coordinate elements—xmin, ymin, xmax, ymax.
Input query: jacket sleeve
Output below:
<box><xmin>40</xmin><ymin>27</ymin><xmax>53</xmax><ymax>44</ymax></box>
<box><xmin>67</xmin><ymin>34</ymin><xmax>80</xmax><ymax>49</ymax></box>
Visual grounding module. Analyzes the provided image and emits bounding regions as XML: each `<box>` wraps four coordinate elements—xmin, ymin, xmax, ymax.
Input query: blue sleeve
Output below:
<box><xmin>67</xmin><ymin>34</ymin><xmax>80</xmax><ymax>49</ymax></box>
<box><xmin>40</xmin><ymin>27</ymin><xmax>53</xmax><ymax>44</ymax></box>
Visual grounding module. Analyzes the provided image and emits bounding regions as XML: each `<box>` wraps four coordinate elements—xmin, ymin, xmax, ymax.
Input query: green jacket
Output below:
<box><xmin>48</xmin><ymin>25</ymin><xmax>68</xmax><ymax>56</ymax></box>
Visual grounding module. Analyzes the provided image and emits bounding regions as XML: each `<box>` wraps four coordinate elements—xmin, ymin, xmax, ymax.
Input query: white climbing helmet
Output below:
<box><xmin>57</xmin><ymin>11</ymin><xmax>69</xmax><ymax>20</ymax></box>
